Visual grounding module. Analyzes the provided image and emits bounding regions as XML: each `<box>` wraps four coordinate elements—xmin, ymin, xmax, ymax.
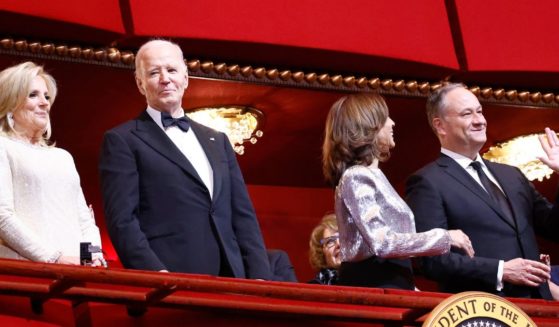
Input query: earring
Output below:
<box><xmin>43</xmin><ymin>120</ymin><xmax>50</xmax><ymax>135</ymax></box>
<box><xmin>6</xmin><ymin>112</ymin><xmax>14</xmax><ymax>129</ymax></box>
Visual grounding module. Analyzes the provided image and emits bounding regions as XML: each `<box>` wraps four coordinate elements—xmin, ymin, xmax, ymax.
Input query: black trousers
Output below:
<box><xmin>338</xmin><ymin>256</ymin><xmax>415</xmax><ymax>290</ymax></box>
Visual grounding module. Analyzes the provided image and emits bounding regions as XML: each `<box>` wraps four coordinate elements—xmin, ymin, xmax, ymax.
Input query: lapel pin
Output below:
<box><xmin>210</xmin><ymin>137</ymin><xmax>215</xmax><ymax>141</ymax></box>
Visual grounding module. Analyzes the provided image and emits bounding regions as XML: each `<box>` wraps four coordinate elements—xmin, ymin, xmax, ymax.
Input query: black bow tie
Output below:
<box><xmin>161</xmin><ymin>112</ymin><xmax>190</xmax><ymax>132</ymax></box>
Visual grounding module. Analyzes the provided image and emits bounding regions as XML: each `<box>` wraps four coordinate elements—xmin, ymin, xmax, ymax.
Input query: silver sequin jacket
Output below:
<box><xmin>335</xmin><ymin>165</ymin><xmax>451</xmax><ymax>263</ymax></box>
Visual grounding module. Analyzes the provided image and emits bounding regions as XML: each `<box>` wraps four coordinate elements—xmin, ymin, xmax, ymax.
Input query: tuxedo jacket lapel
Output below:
<box><xmin>437</xmin><ymin>154</ymin><xmax>516</xmax><ymax>229</ymax></box>
<box><xmin>191</xmin><ymin>121</ymin><xmax>223</xmax><ymax>202</ymax></box>
<box><xmin>132</xmin><ymin>111</ymin><xmax>207</xmax><ymax>189</ymax></box>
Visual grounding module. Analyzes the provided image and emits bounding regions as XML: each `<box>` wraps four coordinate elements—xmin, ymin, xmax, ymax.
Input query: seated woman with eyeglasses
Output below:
<box><xmin>308</xmin><ymin>213</ymin><xmax>340</xmax><ymax>285</ymax></box>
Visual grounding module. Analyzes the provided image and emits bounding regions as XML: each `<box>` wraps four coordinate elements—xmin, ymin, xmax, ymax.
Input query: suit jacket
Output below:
<box><xmin>552</xmin><ymin>265</ymin><xmax>559</xmax><ymax>285</ymax></box>
<box><xmin>266</xmin><ymin>249</ymin><xmax>298</xmax><ymax>282</ymax></box>
<box><xmin>406</xmin><ymin>154</ymin><xmax>559</xmax><ymax>299</ymax></box>
<box><xmin>99</xmin><ymin>111</ymin><xmax>271</xmax><ymax>279</ymax></box>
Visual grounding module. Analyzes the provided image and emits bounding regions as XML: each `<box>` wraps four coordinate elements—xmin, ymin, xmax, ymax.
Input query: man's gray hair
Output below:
<box><xmin>134</xmin><ymin>39</ymin><xmax>185</xmax><ymax>76</ymax></box>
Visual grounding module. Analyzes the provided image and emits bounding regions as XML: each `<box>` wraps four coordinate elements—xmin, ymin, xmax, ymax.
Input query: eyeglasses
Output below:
<box><xmin>320</xmin><ymin>233</ymin><xmax>339</xmax><ymax>249</ymax></box>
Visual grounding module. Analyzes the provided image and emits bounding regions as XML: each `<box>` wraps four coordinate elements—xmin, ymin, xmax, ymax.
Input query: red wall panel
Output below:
<box><xmin>457</xmin><ymin>0</ymin><xmax>559</xmax><ymax>72</ymax></box>
<box><xmin>1</xmin><ymin>0</ymin><xmax>125</xmax><ymax>33</ymax></box>
<box><xmin>129</xmin><ymin>0</ymin><xmax>459</xmax><ymax>68</ymax></box>
<box><xmin>248</xmin><ymin>185</ymin><xmax>334</xmax><ymax>281</ymax></box>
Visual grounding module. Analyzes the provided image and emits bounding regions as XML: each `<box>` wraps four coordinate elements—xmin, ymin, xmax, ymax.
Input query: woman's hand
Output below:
<box><xmin>90</xmin><ymin>252</ymin><xmax>108</xmax><ymax>268</ymax></box>
<box><xmin>91</xmin><ymin>257</ymin><xmax>108</xmax><ymax>268</ymax></box>
<box><xmin>56</xmin><ymin>255</ymin><xmax>80</xmax><ymax>265</ymax></box>
<box><xmin>88</xmin><ymin>204</ymin><xmax>95</xmax><ymax>219</ymax></box>
<box><xmin>448</xmin><ymin>229</ymin><xmax>475</xmax><ymax>258</ymax></box>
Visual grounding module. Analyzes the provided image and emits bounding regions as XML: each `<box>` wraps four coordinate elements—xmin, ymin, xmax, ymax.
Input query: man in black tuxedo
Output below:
<box><xmin>99</xmin><ymin>40</ymin><xmax>271</xmax><ymax>279</ymax></box>
<box><xmin>406</xmin><ymin>83</ymin><xmax>559</xmax><ymax>299</ymax></box>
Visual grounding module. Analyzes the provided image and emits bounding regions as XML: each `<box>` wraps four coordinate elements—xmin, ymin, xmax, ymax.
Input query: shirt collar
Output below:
<box><xmin>441</xmin><ymin>147</ymin><xmax>485</xmax><ymax>170</ymax></box>
<box><xmin>146</xmin><ymin>106</ymin><xmax>185</xmax><ymax>131</ymax></box>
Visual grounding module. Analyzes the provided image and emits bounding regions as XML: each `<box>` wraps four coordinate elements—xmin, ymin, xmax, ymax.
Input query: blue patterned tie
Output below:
<box><xmin>161</xmin><ymin>112</ymin><xmax>190</xmax><ymax>132</ymax></box>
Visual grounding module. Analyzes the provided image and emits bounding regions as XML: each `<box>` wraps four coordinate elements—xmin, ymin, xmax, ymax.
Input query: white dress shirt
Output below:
<box><xmin>147</xmin><ymin>107</ymin><xmax>214</xmax><ymax>198</ymax></box>
<box><xmin>441</xmin><ymin>148</ymin><xmax>505</xmax><ymax>194</ymax></box>
<box><xmin>441</xmin><ymin>147</ymin><xmax>505</xmax><ymax>290</ymax></box>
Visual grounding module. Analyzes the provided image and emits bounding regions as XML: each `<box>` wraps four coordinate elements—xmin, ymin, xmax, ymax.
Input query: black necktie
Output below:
<box><xmin>161</xmin><ymin>112</ymin><xmax>190</xmax><ymax>132</ymax></box>
<box><xmin>470</xmin><ymin>161</ymin><xmax>514</xmax><ymax>222</ymax></box>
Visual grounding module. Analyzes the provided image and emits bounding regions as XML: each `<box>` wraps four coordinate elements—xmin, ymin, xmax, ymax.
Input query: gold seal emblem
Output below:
<box><xmin>423</xmin><ymin>292</ymin><xmax>536</xmax><ymax>327</ymax></box>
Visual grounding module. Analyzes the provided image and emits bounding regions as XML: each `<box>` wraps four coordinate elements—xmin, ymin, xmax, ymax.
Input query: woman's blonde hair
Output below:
<box><xmin>0</xmin><ymin>61</ymin><xmax>57</xmax><ymax>146</ymax></box>
<box><xmin>322</xmin><ymin>93</ymin><xmax>390</xmax><ymax>186</ymax></box>
<box><xmin>309</xmin><ymin>213</ymin><xmax>338</xmax><ymax>271</ymax></box>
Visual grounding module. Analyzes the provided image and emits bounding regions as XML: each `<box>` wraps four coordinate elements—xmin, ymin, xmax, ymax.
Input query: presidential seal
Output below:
<box><xmin>423</xmin><ymin>292</ymin><xmax>536</xmax><ymax>327</ymax></box>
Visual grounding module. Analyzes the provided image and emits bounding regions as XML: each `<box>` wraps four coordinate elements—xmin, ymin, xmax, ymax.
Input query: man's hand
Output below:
<box><xmin>448</xmin><ymin>229</ymin><xmax>475</xmax><ymax>258</ymax></box>
<box><xmin>503</xmin><ymin>258</ymin><xmax>550</xmax><ymax>287</ymax></box>
<box><xmin>538</xmin><ymin>127</ymin><xmax>559</xmax><ymax>172</ymax></box>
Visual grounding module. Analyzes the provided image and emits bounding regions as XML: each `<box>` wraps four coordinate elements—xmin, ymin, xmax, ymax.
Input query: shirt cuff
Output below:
<box><xmin>496</xmin><ymin>260</ymin><xmax>504</xmax><ymax>291</ymax></box>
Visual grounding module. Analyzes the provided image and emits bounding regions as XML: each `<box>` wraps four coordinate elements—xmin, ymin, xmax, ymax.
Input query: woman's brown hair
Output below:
<box><xmin>322</xmin><ymin>93</ymin><xmax>389</xmax><ymax>186</ymax></box>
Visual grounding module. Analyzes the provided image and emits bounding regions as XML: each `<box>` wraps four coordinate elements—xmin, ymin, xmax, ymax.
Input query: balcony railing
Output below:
<box><xmin>0</xmin><ymin>258</ymin><xmax>557</xmax><ymax>326</ymax></box>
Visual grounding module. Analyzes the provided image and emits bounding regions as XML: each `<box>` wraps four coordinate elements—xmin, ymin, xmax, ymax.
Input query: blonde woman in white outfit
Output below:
<box><xmin>0</xmin><ymin>61</ymin><xmax>104</xmax><ymax>266</ymax></box>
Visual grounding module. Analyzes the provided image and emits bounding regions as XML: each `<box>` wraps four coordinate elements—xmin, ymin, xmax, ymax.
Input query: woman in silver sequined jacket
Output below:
<box><xmin>322</xmin><ymin>93</ymin><xmax>474</xmax><ymax>290</ymax></box>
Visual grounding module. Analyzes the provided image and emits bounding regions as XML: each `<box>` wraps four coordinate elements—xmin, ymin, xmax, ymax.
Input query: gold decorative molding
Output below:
<box><xmin>1</xmin><ymin>37</ymin><xmax>559</xmax><ymax>108</ymax></box>
<box><xmin>0</xmin><ymin>39</ymin><xmax>136</xmax><ymax>66</ymax></box>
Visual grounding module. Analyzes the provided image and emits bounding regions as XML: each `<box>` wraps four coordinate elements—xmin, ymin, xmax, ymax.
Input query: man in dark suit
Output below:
<box><xmin>99</xmin><ymin>40</ymin><xmax>271</xmax><ymax>279</ymax></box>
<box><xmin>406</xmin><ymin>83</ymin><xmax>559</xmax><ymax>299</ymax></box>
<box><xmin>267</xmin><ymin>249</ymin><xmax>298</xmax><ymax>282</ymax></box>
